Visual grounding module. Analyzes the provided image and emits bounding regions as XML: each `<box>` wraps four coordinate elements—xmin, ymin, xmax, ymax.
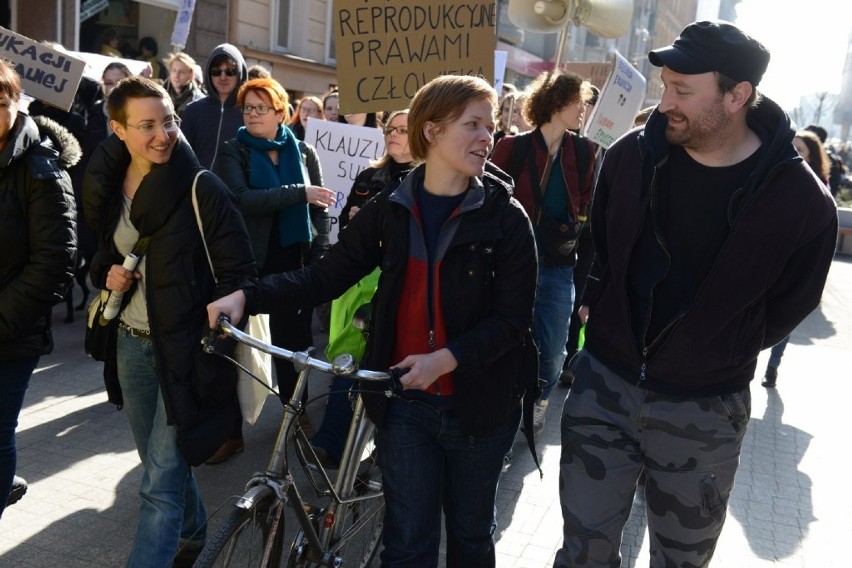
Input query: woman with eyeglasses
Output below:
<box><xmin>82</xmin><ymin>76</ymin><xmax>256</xmax><ymax>567</ymax></box>
<box><xmin>215</xmin><ymin>77</ymin><xmax>337</xmax><ymax>455</ymax></box>
<box><xmin>308</xmin><ymin>109</ymin><xmax>414</xmax><ymax>468</ymax></box>
<box><xmin>288</xmin><ymin>95</ymin><xmax>323</xmax><ymax>141</ymax></box>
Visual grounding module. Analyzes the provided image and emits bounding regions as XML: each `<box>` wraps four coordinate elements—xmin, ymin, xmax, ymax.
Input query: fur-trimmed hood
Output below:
<box><xmin>0</xmin><ymin>111</ymin><xmax>82</xmax><ymax>170</ymax></box>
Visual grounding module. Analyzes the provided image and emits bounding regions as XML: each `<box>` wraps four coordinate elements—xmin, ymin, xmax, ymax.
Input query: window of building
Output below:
<box><xmin>326</xmin><ymin>1</ymin><xmax>336</xmax><ymax>64</ymax></box>
<box><xmin>275</xmin><ymin>0</ymin><xmax>292</xmax><ymax>51</ymax></box>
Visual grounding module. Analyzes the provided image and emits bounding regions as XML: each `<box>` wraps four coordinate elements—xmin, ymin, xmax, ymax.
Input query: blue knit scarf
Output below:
<box><xmin>237</xmin><ymin>125</ymin><xmax>311</xmax><ymax>247</ymax></box>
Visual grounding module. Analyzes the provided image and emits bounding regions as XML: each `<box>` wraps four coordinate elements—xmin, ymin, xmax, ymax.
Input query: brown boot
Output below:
<box><xmin>205</xmin><ymin>438</ymin><xmax>244</xmax><ymax>465</ymax></box>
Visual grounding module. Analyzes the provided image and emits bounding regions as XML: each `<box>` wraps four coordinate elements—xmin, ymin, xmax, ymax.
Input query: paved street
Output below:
<box><xmin>1</xmin><ymin>256</ymin><xmax>851</xmax><ymax>567</ymax></box>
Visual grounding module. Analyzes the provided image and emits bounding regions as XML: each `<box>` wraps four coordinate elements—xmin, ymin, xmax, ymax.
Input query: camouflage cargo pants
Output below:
<box><xmin>554</xmin><ymin>351</ymin><xmax>751</xmax><ymax>567</ymax></box>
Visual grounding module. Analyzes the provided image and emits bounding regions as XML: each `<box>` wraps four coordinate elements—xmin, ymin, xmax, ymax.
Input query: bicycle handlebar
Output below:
<box><xmin>204</xmin><ymin>315</ymin><xmax>406</xmax><ymax>387</ymax></box>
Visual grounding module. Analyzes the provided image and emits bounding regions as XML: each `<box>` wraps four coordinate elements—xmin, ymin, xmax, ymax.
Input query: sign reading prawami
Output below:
<box><xmin>334</xmin><ymin>0</ymin><xmax>496</xmax><ymax>114</ymax></box>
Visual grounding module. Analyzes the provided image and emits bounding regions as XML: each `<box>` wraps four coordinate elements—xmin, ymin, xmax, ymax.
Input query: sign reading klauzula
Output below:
<box><xmin>334</xmin><ymin>0</ymin><xmax>496</xmax><ymax>114</ymax></box>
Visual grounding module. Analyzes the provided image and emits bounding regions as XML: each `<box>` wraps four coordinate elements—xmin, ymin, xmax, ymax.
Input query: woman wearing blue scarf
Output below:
<box><xmin>213</xmin><ymin>78</ymin><xmax>337</xmax><ymax>463</ymax></box>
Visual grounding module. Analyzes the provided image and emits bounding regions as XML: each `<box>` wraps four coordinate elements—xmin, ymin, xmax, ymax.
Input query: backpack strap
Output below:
<box><xmin>505</xmin><ymin>131</ymin><xmax>533</xmax><ymax>186</ymax></box>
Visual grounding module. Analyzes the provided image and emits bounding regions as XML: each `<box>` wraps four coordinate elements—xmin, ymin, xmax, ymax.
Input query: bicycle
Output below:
<box><xmin>194</xmin><ymin>315</ymin><xmax>402</xmax><ymax>567</ymax></box>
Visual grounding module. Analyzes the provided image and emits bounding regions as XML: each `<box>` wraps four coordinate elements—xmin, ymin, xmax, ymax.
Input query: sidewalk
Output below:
<box><xmin>1</xmin><ymin>257</ymin><xmax>851</xmax><ymax>567</ymax></box>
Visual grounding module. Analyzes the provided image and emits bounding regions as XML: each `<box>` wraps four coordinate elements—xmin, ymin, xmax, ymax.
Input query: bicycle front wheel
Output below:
<box><xmin>195</xmin><ymin>487</ymin><xmax>285</xmax><ymax>568</ymax></box>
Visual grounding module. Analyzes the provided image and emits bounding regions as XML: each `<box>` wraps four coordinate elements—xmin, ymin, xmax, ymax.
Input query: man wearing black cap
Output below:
<box><xmin>554</xmin><ymin>21</ymin><xmax>838</xmax><ymax>567</ymax></box>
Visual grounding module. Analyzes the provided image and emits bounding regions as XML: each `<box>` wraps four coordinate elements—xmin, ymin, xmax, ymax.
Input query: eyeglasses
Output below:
<box><xmin>241</xmin><ymin>104</ymin><xmax>274</xmax><ymax>115</ymax></box>
<box><xmin>383</xmin><ymin>126</ymin><xmax>408</xmax><ymax>136</ymax></box>
<box><xmin>124</xmin><ymin>117</ymin><xmax>182</xmax><ymax>137</ymax></box>
<box><xmin>210</xmin><ymin>68</ymin><xmax>238</xmax><ymax>77</ymax></box>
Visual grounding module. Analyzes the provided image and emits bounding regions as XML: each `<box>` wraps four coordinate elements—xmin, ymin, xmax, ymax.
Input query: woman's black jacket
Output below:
<box><xmin>242</xmin><ymin>164</ymin><xmax>539</xmax><ymax>436</ymax></box>
<box><xmin>0</xmin><ymin>114</ymin><xmax>79</xmax><ymax>360</ymax></box>
<box><xmin>215</xmin><ymin>137</ymin><xmax>330</xmax><ymax>267</ymax></box>
<box><xmin>83</xmin><ymin>134</ymin><xmax>256</xmax><ymax>465</ymax></box>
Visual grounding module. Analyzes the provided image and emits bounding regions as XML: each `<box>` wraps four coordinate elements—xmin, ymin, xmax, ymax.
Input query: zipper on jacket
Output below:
<box><xmin>209</xmin><ymin>103</ymin><xmax>225</xmax><ymax>170</ymax></box>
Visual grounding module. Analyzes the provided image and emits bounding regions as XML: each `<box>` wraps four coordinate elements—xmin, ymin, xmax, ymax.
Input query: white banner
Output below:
<box><xmin>303</xmin><ymin>118</ymin><xmax>386</xmax><ymax>243</ymax></box>
<box><xmin>171</xmin><ymin>0</ymin><xmax>197</xmax><ymax>51</ymax></box>
<box><xmin>583</xmin><ymin>52</ymin><xmax>646</xmax><ymax>149</ymax></box>
<box><xmin>494</xmin><ymin>50</ymin><xmax>508</xmax><ymax>94</ymax></box>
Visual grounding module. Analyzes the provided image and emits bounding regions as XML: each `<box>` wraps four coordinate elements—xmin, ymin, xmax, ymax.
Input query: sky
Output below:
<box><xmin>734</xmin><ymin>0</ymin><xmax>851</xmax><ymax>113</ymax></box>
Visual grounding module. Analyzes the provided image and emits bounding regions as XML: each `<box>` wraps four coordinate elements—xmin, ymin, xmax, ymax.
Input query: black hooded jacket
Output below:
<box><xmin>83</xmin><ymin>134</ymin><xmax>256</xmax><ymax>465</ymax></box>
<box><xmin>180</xmin><ymin>43</ymin><xmax>248</xmax><ymax>171</ymax></box>
<box><xmin>0</xmin><ymin>113</ymin><xmax>79</xmax><ymax>360</ymax></box>
<box><xmin>580</xmin><ymin>96</ymin><xmax>838</xmax><ymax>396</ymax></box>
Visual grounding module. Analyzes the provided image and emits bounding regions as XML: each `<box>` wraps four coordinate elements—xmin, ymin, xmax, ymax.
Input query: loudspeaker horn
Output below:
<box><xmin>573</xmin><ymin>0</ymin><xmax>633</xmax><ymax>39</ymax></box>
<box><xmin>508</xmin><ymin>0</ymin><xmax>571</xmax><ymax>34</ymax></box>
<box><xmin>508</xmin><ymin>0</ymin><xmax>633</xmax><ymax>38</ymax></box>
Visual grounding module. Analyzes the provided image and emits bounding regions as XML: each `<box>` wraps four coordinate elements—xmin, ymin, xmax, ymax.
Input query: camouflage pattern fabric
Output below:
<box><xmin>554</xmin><ymin>351</ymin><xmax>751</xmax><ymax>567</ymax></box>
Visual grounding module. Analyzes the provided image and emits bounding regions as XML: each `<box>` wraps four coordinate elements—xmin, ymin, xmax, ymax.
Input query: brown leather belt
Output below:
<box><xmin>118</xmin><ymin>321</ymin><xmax>151</xmax><ymax>338</ymax></box>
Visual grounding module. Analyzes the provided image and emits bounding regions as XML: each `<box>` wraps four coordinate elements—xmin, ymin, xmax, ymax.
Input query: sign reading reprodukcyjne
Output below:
<box><xmin>334</xmin><ymin>0</ymin><xmax>496</xmax><ymax>114</ymax></box>
<box><xmin>0</xmin><ymin>26</ymin><xmax>85</xmax><ymax>112</ymax></box>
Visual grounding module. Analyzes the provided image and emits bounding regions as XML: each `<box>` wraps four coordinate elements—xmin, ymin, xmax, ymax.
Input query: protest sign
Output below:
<box><xmin>171</xmin><ymin>0</ymin><xmax>197</xmax><ymax>51</ymax></box>
<box><xmin>494</xmin><ymin>50</ymin><xmax>507</xmax><ymax>93</ymax></box>
<box><xmin>334</xmin><ymin>0</ymin><xmax>496</xmax><ymax>114</ymax></box>
<box><xmin>583</xmin><ymin>52</ymin><xmax>646</xmax><ymax>149</ymax></box>
<box><xmin>304</xmin><ymin>118</ymin><xmax>386</xmax><ymax>243</ymax></box>
<box><xmin>562</xmin><ymin>61</ymin><xmax>613</xmax><ymax>91</ymax></box>
<box><xmin>0</xmin><ymin>27</ymin><xmax>85</xmax><ymax>111</ymax></box>
<box><xmin>70</xmin><ymin>51</ymin><xmax>150</xmax><ymax>81</ymax></box>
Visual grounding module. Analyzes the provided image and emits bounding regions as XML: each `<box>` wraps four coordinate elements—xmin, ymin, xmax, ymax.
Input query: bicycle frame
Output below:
<box><xmin>205</xmin><ymin>317</ymin><xmax>393</xmax><ymax>567</ymax></box>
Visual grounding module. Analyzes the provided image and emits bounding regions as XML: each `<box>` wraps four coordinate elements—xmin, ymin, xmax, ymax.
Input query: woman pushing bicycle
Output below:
<box><xmin>208</xmin><ymin>74</ymin><xmax>538</xmax><ymax>567</ymax></box>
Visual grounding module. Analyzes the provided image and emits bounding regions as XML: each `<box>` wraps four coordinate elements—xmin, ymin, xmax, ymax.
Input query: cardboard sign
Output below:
<box><xmin>304</xmin><ymin>118</ymin><xmax>386</xmax><ymax>243</ymax></box>
<box><xmin>583</xmin><ymin>52</ymin><xmax>646</xmax><ymax>149</ymax></box>
<box><xmin>0</xmin><ymin>27</ymin><xmax>85</xmax><ymax>112</ymax></box>
<box><xmin>562</xmin><ymin>61</ymin><xmax>614</xmax><ymax>91</ymax></box>
<box><xmin>334</xmin><ymin>0</ymin><xmax>496</xmax><ymax>114</ymax></box>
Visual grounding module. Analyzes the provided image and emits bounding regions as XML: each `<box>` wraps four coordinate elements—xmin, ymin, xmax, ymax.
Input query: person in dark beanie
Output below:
<box><xmin>554</xmin><ymin>21</ymin><xmax>837</xmax><ymax>567</ymax></box>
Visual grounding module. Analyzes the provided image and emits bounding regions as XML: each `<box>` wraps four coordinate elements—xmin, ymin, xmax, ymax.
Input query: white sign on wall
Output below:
<box><xmin>303</xmin><ymin>118</ymin><xmax>386</xmax><ymax>243</ymax></box>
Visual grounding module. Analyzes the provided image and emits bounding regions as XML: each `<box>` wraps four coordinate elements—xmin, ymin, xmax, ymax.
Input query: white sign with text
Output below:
<box><xmin>304</xmin><ymin>118</ymin><xmax>385</xmax><ymax>243</ymax></box>
<box><xmin>583</xmin><ymin>52</ymin><xmax>646</xmax><ymax>149</ymax></box>
<box><xmin>0</xmin><ymin>27</ymin><xmax>85</xmax><ymax>111</ymax></box>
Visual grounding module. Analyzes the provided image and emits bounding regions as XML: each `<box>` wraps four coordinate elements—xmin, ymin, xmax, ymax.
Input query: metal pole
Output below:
<box><xmin>553</xmin><ymin>23</ymin><xmax>572</xmax><ymax>71</ymax></box>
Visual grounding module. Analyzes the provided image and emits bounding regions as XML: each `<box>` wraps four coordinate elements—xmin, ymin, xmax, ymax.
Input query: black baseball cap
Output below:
<box><xmin>649</xmin><ymin>21</ymin><xmax>770</xmax><ymax>86</ymax></box>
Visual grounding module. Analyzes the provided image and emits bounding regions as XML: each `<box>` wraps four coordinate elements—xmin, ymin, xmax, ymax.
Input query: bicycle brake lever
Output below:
<box><xmin>388</xmin><ymin>367</ymin><xmax>410</xmax><ymax>394</ymax></box>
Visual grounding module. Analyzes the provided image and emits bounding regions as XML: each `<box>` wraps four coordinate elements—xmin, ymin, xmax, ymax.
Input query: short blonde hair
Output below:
<box><xmin>408</xmin><ymin>75</ymin><xmax>496</xmax><ymax>162</ymax></box>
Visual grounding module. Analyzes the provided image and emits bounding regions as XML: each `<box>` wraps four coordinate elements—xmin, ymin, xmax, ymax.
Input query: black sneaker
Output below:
<box><xmin>559</xmin><ymin>366</ymin><xmax>574</xmax><ymax>387</ymax></box>
<box><xmin>7</xmin><ymin>475</ymin><xmax>27</xmax><ymax>507</ymax></box>
<box><xmin>761</xmin><ymin>365</ymin><xmax>778</xmax><ymax>388</ymax></box>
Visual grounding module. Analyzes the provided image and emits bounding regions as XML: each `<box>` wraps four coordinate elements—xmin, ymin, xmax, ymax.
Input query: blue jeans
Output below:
<box><xmin>534</xmin><ymin>265</ymin><xmax>575</xmax><ymax>401</ymax></box>
<box><xmin>310</xmin><ymin>375</ymin><xmax>355</xmax><ymax>463</ymax></box>
<box><xmin>377</xmin><ymin>398</ymin><xmax>520</xmax><ymax>567</ymax></box>
<box><xmin>117</xmin><ymin>327</ymin><xmax>206</xmax><ymax>567</ymax></box>
<box><xmin>768</xmin><ymin>335</ymin><xmax>790</xmax><ymax>368</ymax></box>
<box><xmin>0</xmin><ymin>357</ymin><xmax>38</xmax><ymax>518</ymax></box>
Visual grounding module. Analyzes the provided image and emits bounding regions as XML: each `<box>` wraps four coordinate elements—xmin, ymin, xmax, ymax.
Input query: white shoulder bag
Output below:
<box><xmin>191</xmin><ymin>171</ymin><xmax>273</xmax><ymax>425</ymax></box>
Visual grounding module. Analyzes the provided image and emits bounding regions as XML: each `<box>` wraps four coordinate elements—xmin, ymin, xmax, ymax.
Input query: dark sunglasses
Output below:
<box><xmin>210</xmin><ymin>68</ymin><xmax>238</xmax><ymax>77</ymax></box>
